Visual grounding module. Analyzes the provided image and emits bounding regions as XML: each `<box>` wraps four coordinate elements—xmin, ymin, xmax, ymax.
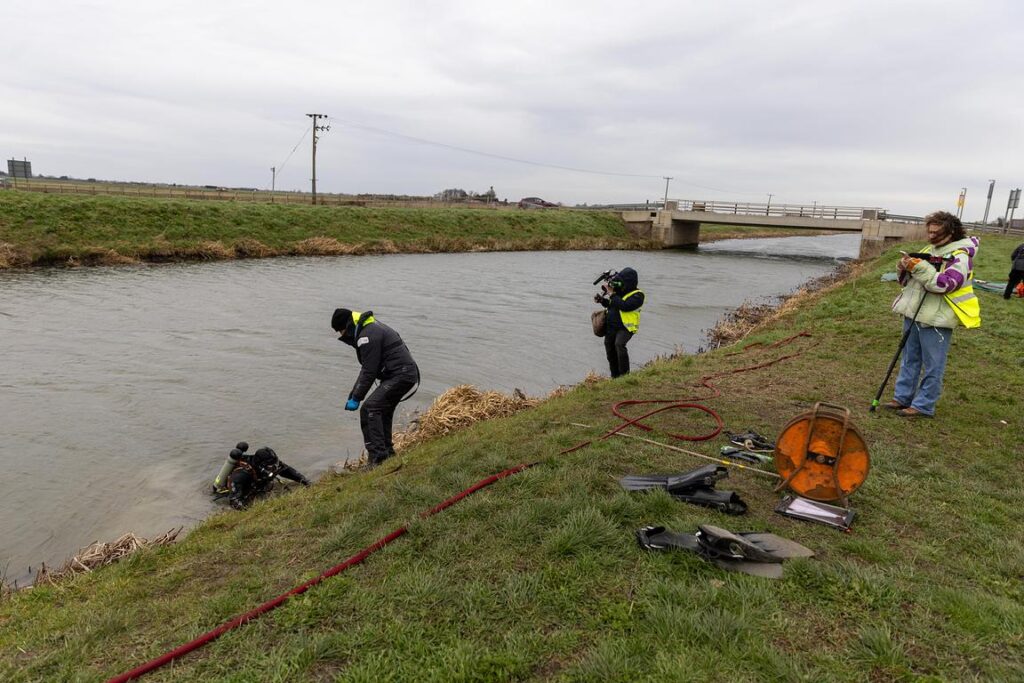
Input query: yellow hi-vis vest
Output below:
<box><xmin>351</xmin><ymin>311</ymin><xmax>376</xmax><ymax>332</ymax></box>
<box><xmin>926</xmin><ymin>246</ymin><xmax>981</xmax><ymax>329</ymax></box>
<box><xmin>619</xmin><ymin>290</ymin><xmax>644</xmax><ymax>333</ymax></box>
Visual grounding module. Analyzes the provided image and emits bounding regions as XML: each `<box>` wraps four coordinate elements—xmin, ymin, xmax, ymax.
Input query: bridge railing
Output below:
<box><xmin>674</xmin><ymin>199</ymin><xmax>883</xmax><ymax>220</ymax></box>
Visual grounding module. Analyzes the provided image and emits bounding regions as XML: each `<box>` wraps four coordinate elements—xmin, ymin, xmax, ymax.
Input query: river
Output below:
<box><xmin>0</xmin><ymin>233</ymin><xmax>859</xmax><ymax>585</ymax></box>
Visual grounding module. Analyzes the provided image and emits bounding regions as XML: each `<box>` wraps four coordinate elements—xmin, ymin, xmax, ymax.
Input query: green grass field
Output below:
<box><xmin>2</xmin><ymin>235</ymin><xmax>1022</xmax><ymax>681</ymax></box>
<box><xmin>0</xmin><ymin>192</ymin><xmax>648</xmax><ymax>267</ymax></box>
<box><xmin>0</xmin><ymin>191</ymin><xmax>834</xmax><ymax>268</ymax></box>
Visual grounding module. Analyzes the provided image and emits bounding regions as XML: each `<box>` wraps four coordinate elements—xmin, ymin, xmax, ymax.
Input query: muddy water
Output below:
<box><xmin>0</xmin><ymin>233</ymin><xmax>859</xmax><ymax>584</ymax></box>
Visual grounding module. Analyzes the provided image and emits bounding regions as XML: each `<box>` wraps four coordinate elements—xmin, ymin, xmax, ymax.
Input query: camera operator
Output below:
<box><xmin>593</xmin><ymin>267</ymin><xmax>644</xmax><ymax>378</ymax></box>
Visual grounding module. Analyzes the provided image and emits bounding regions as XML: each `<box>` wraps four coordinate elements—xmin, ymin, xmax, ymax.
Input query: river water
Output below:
<box><xmin>0</xmin><ymin>233</ymin><xmax>859</xmax><ymax>585</ymax></box>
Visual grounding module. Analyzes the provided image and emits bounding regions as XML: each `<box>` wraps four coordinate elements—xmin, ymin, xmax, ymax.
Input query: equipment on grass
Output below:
<box><xmin>775</xmin><ymin>495</ymin><xmax>855</xmax><ymax>531</ymax></box>
<box><xmin>773</xmin><ymin>403</ymin><xmax>869</xmax><ymax>506</ymax></box>
<box><xmin>635</xmin><ymin>524</ymin><xmax>814</xmax><ymax>578</ymax></box>
<box><xmin>724</xmin><ymin>430</ymin><xmax>775</xmax><ymax>452</ymax></box>
<box><xmin>720</xmin><ymin>446</ymin><xmax>773</xmax><ymax>465</ymax></box>
<box><xmin>619</xmin><ymin>464</ymin><xmax>748</xmax><ymax>515</ymax></box>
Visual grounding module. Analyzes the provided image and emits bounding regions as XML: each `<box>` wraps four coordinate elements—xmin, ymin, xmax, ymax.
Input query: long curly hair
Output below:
<box><xmin>924</xmin><ymin>211</ymin><xmax>965</xmax><ymax>241</ymax></box>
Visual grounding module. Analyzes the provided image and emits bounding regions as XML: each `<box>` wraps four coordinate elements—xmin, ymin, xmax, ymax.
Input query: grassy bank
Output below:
<box><xmin>0</xmin><ymin>191</ymin><xmax>832</xmax><ymax>269</ymax></box>
<box><xmin>0</xmin><ymin>192</ymin><xmax>650</xmax><ymax>268</ymax></box>
<box><xmin>3</xmin><ymin>238</ymin><xmax>1023</xmax><ymax>682</ymax></box>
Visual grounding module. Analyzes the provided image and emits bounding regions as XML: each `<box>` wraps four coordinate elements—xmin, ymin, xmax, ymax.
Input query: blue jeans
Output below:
<box><xmin>892</xmin><ymin>318</ymin><xmax>953</xmax><ymax>416</ymax></box>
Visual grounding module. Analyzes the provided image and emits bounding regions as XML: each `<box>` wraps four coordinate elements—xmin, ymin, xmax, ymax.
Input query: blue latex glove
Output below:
<box><xmin>344</xmin><ymin>398</ymin><xmax>360</xmax><ymax>411</ymax></box>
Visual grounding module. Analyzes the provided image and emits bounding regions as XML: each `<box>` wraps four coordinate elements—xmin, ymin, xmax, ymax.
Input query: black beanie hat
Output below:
<box><xmin>331</xmin><ymin>308</ymin><xmax>353</xmax><ymax>331</ymax></box>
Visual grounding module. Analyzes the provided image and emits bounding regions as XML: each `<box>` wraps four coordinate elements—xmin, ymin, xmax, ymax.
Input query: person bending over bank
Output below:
<box><xmin>884</xmin><ymin>211</ymin><xmax>980</xmax><ymax>418</ymax></box>
<box><xmin>332</xmin><ymin>308</ymin><xmax>419</xmax><ymax>467</ymax></box>
<box><xmin>594</xmin><ymin>267</ymin><xmax>645</xmax><ymax>378</ymax></box>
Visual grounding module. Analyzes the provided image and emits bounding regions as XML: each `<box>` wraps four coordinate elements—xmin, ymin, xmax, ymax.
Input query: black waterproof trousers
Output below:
<box><xmin>360</xmin><ymin>373</ymin><xmax>417</xmax><ymax>465</ymax></box>
<box><xmin>1004</xmin><ymin>269</ymin><xmax>1024</xmax><ymax>299</ymax></box>
<box><xmin>604</xmin><ymin>329</ymin><xmax>634</xmax><ymax>378</ymax></box>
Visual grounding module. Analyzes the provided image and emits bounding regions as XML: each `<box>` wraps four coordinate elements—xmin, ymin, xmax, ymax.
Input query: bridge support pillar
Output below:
<box><xmin>653</xmin><ymin>219</ymin><xmax>700</xmax><ymax>248</ymax></box>
<box><xmin>858</xmin><ymin>220</ymin><xmax>928</xmax><ymax>259</ymax></box>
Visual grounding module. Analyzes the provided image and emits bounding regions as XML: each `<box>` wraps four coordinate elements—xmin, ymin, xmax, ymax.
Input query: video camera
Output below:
<box><xmin>592</xmin><ymin>269</ymin><xmax>619</xmax><ymax>300</ymax></box>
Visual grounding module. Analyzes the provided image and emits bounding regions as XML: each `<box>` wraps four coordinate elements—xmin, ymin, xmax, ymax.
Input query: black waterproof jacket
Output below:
<box><xmin>1012</xmin><ymin>243</ymin><xmax>1024</xmax><ymax>270</ymax></box>
<box><xmin>341</xmin><ymin>311</ymin><xmax>419</xmax><ymax>401</ymax></box>
<box><xmin>598</xmin><ymin>267</ymin><xmax>645</xmax><ymax>333</ymax></box>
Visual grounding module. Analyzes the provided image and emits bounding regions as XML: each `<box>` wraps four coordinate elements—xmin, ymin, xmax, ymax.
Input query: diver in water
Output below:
<box><xmin>212</xmin><ymin>442</ymin><xmax>310</xmax><ymax>509</ymax></box>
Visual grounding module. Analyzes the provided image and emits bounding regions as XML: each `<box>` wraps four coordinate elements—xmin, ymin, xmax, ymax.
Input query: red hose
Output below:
<box><xmin>107</xmin><ymin>463</ymin><xmax>535</xmax><ymax>682</ymax></box>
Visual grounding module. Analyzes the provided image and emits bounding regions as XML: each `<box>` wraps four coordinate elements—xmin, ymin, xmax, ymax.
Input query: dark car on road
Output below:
<box><xmin>517</xmin><ymin>196</ymin><xmax>559</xmax><ymax>209</ymax></box>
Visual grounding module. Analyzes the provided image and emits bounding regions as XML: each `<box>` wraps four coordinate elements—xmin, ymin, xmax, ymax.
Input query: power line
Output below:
<box><xmin>274</xmin><ymin>124</ymin><xmax>313</xmax><ymax>181</ymax></box>
<box><xmin>330</xmin><ymin>116</ymin><xmax>766</xmax><ymax>197</ymax></box>
<box><xmin>332</xmin><ymin>118</ymin><xmax>663</xmax><ymax>179</ymax></box>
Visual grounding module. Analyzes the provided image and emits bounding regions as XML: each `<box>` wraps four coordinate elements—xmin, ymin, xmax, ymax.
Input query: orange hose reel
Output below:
<box><xmin>773</xmin><ymin>403</ymin><xmax>870</xmax><ymax>505</ymax></box>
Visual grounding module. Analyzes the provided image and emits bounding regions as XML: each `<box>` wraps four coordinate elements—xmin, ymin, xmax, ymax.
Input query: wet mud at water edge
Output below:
<box><xmin>0</xmin><ymin>233</ymin><xmax>859</xmax><ymax>585</ymax></box>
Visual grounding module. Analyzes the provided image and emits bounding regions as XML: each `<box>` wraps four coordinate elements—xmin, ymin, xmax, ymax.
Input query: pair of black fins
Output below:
<box><xmin>619</xmin><ymin>463</ymin><xmax>748</xmax><ymax>515</ymax></box>
<box><xmin>636</xmin><ymin>524</ymin><xmax>814</xmax><ymax>579</ymax></box>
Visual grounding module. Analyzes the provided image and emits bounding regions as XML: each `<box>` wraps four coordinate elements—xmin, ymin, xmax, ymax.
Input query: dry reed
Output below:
<box><xmin>32</xmin><ymin>528</ymin><xmax>182</xmax><ymax>587</ymax></box>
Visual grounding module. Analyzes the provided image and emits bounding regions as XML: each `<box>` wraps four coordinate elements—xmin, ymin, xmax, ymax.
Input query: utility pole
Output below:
<box><xmin>270</xmin><ymin>166</ymin><xmax>276</xmax><ymax>203</ymax></box>
<box><xmin>662</xmin><ymin>177</ymin><xmax>672</xmax><ymax>208</ymax></box>
<box><xmin>766</xmin><ymin>193</ymin><xmax>774</xmax><ymax>216</ymax></box>
<box><xmin>982</xmin><ymin>179</ymin><xmax>995</xmax><ymax>225</ymax></box>
<box><xmin>306</xmin><ymin>113</ymin><xmax>330</xmax><ymax>205</ymax></box>
<box><xmin>956</xmin><ymin>187</ymin><xmax>967</xmax><ymax>218</ymax></box>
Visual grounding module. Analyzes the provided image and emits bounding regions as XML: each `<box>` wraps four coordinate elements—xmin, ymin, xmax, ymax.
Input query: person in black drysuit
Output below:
<box><xmin>1004</xmin><ymin>242</ymin><xmax>1024</xmax><ymax>299</ymax></box>
<box><xmin>594</xmin><ymin>267</ymin><xmax>645</xmax><ymax>378</ymax></box>
<box><xmin>227</xmin><ymin>446</ymin><xmax>309</xmax><ymax>510</ymax></box>
<box><xmin>332</xmin><ymin>308</ymin><xmax>419</xmax><ymax>467</ymax></box>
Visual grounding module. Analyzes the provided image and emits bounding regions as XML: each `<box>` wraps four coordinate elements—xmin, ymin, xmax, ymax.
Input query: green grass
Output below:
<box><xmin>0</xmin><ymin>191</ymin><xmax>836</xmax><ymax>268</ymax></box>
<box><xmin>0</xmin><ymin>192</ymin><xmax>649</xmax><ymax>267</ymax></box>
<box><xmin>2</xmin><ymin>236</ymin><xmax>1023</xmax><ymax>682</ymax></box>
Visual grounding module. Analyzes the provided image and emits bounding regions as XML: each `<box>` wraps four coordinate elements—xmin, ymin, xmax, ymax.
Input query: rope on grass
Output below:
<box><xmin>559</xmin><ymin>331</ymin><xmax>814</xmax><ymax>456</ymax></box>
<box><xmin>106</xmin><ymin>463</ymin><xmax>535</xmax><ymax>683</ymax></box>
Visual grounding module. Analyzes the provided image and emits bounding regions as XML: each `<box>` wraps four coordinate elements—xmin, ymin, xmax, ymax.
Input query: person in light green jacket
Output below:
<box><xmin>885</xmin><ymin>211</ymin><xmax>980</xmax><ymax>418</ymax></box>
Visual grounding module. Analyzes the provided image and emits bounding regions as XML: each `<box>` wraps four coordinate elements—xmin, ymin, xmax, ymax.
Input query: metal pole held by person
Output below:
<box><xmin>870</xmin><ymin>291</ymin><xmax>928</xmax><ymax>411</ymax></box>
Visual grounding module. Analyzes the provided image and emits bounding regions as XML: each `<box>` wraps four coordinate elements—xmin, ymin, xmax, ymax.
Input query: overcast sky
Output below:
<box><xmin>2</xmin><ymin>1</ymin><xmax>1021</xmax><ymax>217</ymax></box>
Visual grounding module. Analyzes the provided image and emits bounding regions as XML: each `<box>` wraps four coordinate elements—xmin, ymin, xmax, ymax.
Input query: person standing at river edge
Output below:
<box><xmin>333</xmin><ymin>308</ymin><xmax>419</xmax><ymax>466</ymax></box>
<box><xmin>1003</xmin><ymin>242</ymin><xmax>1024</xmax><ymax>299</ymax></box>
<box><xmin>884</xmin><ymin>211</ymin><xmax>980</xmax><ymax>418</ymax></box>
<box><xmin>594</xmin><ymin>267</ymin><xmax>645</xmax><ymax>378</ymax></box>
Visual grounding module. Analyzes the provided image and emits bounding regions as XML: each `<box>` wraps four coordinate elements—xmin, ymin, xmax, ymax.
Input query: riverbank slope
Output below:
<box><xmin>0</xmin><ymin>191</ymin><xmax>829</xmax><ymax>268</ymax></box>
<box><xmin>2</xmin><ymin>238</ymin><xmax>1022</xmax><ymax>681</ymax></box>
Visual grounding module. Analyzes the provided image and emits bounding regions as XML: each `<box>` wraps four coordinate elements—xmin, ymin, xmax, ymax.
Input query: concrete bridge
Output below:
<box><xmin>620</xmin><ymin>200</ymin><xmax>928</xmax><ymax>259</ymax></box>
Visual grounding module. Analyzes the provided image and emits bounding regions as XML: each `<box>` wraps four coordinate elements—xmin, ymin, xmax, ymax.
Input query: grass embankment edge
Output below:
<box><xmin>2</xmin><ymin>236</ymin><xmax>1022</xmax><ymax>681</ymax></box>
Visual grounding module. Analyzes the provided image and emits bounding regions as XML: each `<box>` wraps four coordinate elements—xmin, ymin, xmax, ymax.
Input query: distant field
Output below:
<box><xmin>0</xmin><ymin>191</ymin><xmax>650</xmax><ymax>267</ymax></box>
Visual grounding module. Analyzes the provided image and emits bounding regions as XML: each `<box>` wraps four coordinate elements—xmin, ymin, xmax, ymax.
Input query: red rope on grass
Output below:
<box><xmin>561</xmin><ymin>331</ymin><xmax>814</xmax><ymax>453</ymax></box>
<box><xmin>107</xmin><ymin>463</ymin><xmax>535</xmax><ymax>683</ymax></box>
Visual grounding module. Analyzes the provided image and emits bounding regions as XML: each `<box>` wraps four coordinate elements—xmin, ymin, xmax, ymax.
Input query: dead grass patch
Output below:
<box><xmin>26</xmin><ymin>528</ymin><xmax>182</xmax><ymax>590</ymax></box>
<box><xmin>232</xmin><ymin>238</ymin><xmax>273</xmax><ymax>258</ymax></box>
<box><xmin>290</xmin><ymin>237</ymin><xmax>358</xmax><ymax>256</ymax></box>
<box><xmin>393</xmin><ymin>385</ymin><xmax>540</xmax><ymax>452</ymax></box>
<box><xmin>194</xmin><ymin>241</ymin><xmax>235</xmax><ymax>260</ymax></box>
<box><xmin>0</xmin><ymin>242</ymin><xmax>24</xmax><ymax>268</ymax></box>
